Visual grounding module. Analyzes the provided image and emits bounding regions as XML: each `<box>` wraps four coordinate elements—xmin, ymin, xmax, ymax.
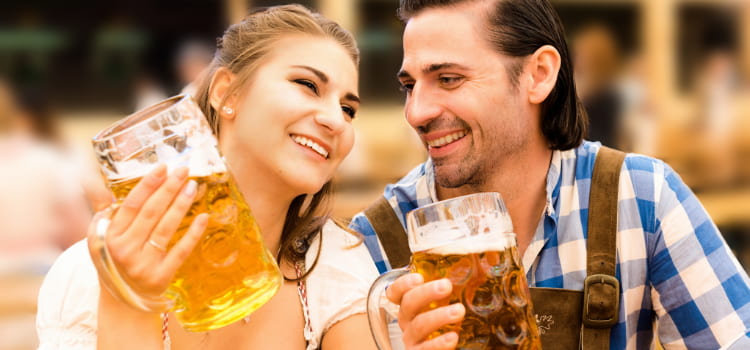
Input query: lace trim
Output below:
<box><xmin>295</xmin><ymin>260</ymin><xmax>313</xmax><ymax>345</ymax></box>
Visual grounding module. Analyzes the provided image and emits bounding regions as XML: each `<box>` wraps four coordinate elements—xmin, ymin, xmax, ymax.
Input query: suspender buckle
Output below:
<box><xmin>582</xmin><ymin>274</ymin><xmax>620</xmax><ymax>328</ymax></box>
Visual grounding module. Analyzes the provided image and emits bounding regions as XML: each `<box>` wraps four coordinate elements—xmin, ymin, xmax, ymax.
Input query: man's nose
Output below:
<box><xmin>405</xmin><ymin>85</ymin><xmax>442</xmax><ymax>129</ymax></box>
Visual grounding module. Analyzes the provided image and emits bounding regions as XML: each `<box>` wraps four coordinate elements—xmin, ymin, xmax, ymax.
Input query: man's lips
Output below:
<box><xmin>424</xmin><ymin>130</ymin><xmax>468</xmax><ymax>148</ymax></box>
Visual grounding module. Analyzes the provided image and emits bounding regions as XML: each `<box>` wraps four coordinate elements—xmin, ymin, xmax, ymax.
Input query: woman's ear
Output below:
<box><xmin>209</xmin><ymin>67</ymin><xmax>237</xmax><ymax>120</ymax></box>
<box><xmin>525</xmin><ymin>45</ymin><xmax>561</xmax><ymax>104</ymax></box>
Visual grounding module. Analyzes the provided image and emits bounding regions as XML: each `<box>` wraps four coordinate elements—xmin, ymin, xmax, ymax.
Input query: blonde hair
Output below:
<box><xmin>193</xmin><ymin>5</ymin><xmax>359</xmax><ymax>280</ymax></box>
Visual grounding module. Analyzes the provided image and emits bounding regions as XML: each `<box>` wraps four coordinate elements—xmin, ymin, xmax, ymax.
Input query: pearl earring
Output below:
<box><xmin>222</xmin><ymin>106</ymin><xmax>234</xmax><ymax>115</ymax></box>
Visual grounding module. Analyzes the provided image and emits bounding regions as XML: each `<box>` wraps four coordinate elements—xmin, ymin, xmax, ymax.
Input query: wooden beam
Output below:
<box><xmin>318</xmin><ymin>0</ymin><xmax>358</xmax><ymax>34</ymax></box>
<box><xmin>225</xmin><ymin>0</ymin><xmax>248</xmax><ymax>26</ymax></box>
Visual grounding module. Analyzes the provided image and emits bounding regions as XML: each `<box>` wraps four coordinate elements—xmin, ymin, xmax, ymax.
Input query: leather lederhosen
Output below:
<box><xmin>364</xmin><ymin>146</ymin><xmax>625</xmax><ymax>349</ymax></box>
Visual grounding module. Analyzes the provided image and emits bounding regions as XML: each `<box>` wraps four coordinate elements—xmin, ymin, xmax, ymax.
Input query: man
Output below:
<box><xmin>349</xmin><ymin>0</ymin><xmax>750</xmax><ymax>349</ymax></box>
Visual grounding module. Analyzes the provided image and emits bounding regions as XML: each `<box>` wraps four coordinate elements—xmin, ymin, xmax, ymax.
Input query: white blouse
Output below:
<box><xmin>36</xmin><ymin>221</ymin><xmax>379</xmax><ymax>349</ymax></box>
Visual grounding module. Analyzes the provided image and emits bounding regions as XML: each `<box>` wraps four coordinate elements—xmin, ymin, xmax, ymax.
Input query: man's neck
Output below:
<box><xmin>436</xmin><ymin>143</ymin><xmax>552</xmax><ymax>255</ymax></box>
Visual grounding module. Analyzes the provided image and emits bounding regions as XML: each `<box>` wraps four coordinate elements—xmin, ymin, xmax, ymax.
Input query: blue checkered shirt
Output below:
<box><xmin>350</xmin><ymin>141</ymin><xmax>750</xmax><ymax>349</ymax></box>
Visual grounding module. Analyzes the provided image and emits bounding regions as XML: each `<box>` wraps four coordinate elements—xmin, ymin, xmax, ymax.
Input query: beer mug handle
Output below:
<box><xmin>366</xmin><ymin>268</ymin><xmax>409</xmax><ymax>350</ymax></box>
<box><xmin>88</xmin><ymin>205</ymin><xmax>174</xmax><ymax>312</ymax></box>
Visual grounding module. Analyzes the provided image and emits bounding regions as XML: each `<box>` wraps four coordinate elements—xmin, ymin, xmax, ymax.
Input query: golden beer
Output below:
<box><xmin>109</xmin><ymin>172</ymin><xmax>281</xmax><ymax>331</ymax></box>
<box><xmin>411</xmin><ymin>236</ymin><xmax>541</xmax><ymax>350</ymax></box>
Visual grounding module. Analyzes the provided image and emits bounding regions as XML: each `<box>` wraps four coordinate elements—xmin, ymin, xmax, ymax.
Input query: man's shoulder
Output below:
<box><xmin>349</xmin><ymin>162</ymin><xmax>429</xmax><ymax>237</ymax></box>
<box><xmin>571</xmin><ymin>141</ymin><xmax>672</xmax><ymax>181</ymax></box>
<box><xmin>382</xmin><ymin>161</ymin><xmax>429</xmax><ymax>197</ymax></box>
<box><xmin>566</xmin><ymin>142</ymin><xmax>691</xmax><ymax>215</ymax></box>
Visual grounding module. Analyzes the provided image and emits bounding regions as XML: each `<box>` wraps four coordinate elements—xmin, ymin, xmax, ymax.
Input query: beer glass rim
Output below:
<box><xmin>92</xmin><ymin>94</ymin><xmax>191</xmax><ymax>144</ymax></box>
<box><xmin>406</xmin><ymin>192</ymin><xmax>508</xmax><ymax>216</ymax></box>
<box><xmin>406</xmin><ymin>192</ymin><xmax>515</xmax><ymax>252</ymax></box>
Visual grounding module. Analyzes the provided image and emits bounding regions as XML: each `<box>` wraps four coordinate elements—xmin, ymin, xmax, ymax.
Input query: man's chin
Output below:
<box><xmin>432</xmin><ymin>156</ymin><xmax>489</xmax><ymax>190</ymax></box>
<box><xmin>433</xmin><ymin>163</ymin><xmax>469</xmax><ymax>189</ymax></box>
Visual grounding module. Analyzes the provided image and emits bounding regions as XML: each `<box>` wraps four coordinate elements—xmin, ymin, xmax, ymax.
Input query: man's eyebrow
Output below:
<box><xmin>397</xmin><ymin>62</ymin><xmax>470</xmax><ymax>80</ymax></box>
<box><xmin>292</xmin><ymin>65</ymin><xmax>360</xmax><ymax>103</ymax></box>
<box><xmin>397</xmin><ymin>69</ymin><xmax>412</xmax><ymax>80</ymax></box>
<box><xmin>344</xmin><ymin>92</ymin><xmax>360</xmax><ymax>104</ymax></box>
<box><xmin>292</xmin><ymin>65</ymin><xmax>328</xmax><ymax>83</ymax></box>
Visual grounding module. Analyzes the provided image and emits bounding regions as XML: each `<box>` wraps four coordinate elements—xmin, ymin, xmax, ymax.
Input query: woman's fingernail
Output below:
<box><xmin>197</xmin><ymin>213</ymin><xmax>210</xmax><ymax>227</ymax></box>
<box><xmin>182</xmin><ymin>180</ymin><xmax>197</xmax><ymax>197</ymax></box>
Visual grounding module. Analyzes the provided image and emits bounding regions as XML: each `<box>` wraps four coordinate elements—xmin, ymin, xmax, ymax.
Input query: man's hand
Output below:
<box><xmin>385</xmin><ymin>273</ymin><xmax>465</xmax><ymax>350</ymax></box>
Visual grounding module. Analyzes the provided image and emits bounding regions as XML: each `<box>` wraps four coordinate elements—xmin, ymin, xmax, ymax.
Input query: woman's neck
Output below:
<box><xmin>221</xmin><ymin>145</ymin><xmax>296</xmax><ymax>255</ymax></box>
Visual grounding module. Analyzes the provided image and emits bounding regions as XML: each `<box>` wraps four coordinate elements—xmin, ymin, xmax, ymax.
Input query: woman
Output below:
<box><xmin>36</xmin><ymin>5</ymin><xmax>379</xmax><ymax>349</ymax></box>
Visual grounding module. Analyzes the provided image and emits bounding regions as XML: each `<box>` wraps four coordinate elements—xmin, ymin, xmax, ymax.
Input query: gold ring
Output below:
<box><xmin>147</xmin><ymin>239</ymin><xmax>167</xmax><ymax>253</ymax></box>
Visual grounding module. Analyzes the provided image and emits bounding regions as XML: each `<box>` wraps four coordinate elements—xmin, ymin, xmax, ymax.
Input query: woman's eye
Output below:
<box><xmin>342</xmin><ymin>105</ymin><xmax>356</xmax><ymax>119</ymax></box>
<box><xmin>295</xmin><ymin>79</ymin><xmax>318</xmax><ymax>95</ymax></box>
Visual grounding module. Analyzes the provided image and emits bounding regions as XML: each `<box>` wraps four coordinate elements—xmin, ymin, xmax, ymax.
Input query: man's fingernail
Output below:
<box><xmin>409</xmin><ymin>274</ymin><xmax>423</xmax><ymax>285</ymax></box>
<box><xmin>435</xmin><ymin>279</ymin><xmax>451</xmax><ymax>293</ymax></box>
<box><xmin>449</xmin><ymin>303</ymin><xmax>464</xmax><ymax>316</ymax></box>
<box><xmin>443</xmin><ymin>332</ymin><xmax>458</xmax><ymax>344</ymax></box>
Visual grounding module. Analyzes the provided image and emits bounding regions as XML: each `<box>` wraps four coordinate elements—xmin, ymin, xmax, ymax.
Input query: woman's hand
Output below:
<box><xmin>88</xmin><ymin>164</ymin><xmax>209</xmax><ymax>300</ymax></box>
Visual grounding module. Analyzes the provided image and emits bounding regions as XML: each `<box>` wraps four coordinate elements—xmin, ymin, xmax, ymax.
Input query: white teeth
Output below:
<box><xmin>427</xmin><ymin>130</ymin><xmax>467</xmax><ymax>148</ymax></box>
<box><xmin>292</xmin><ymin>135</ymin><xmax>329</xmax><ymax>158</ymax></box>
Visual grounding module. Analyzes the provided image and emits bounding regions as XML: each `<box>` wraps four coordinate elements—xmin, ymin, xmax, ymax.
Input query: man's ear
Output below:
<box><xmin>209</xmin><ymin>67</ymin><xmax>237</xmax><ymax>120</ymax></box>
<box><xmin>525</xmin><ymin>45</ymin><xmax>561</xmax><ymax>104</ymax></box>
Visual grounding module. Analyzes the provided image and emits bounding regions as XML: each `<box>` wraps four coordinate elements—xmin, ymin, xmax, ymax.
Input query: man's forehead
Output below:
<box><xmin>401</xmin><ymin>4</ymin><xmax>496</xmax><ymax>72</ymax></box>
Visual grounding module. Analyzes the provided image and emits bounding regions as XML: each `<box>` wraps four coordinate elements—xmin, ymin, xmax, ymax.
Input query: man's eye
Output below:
<box><xmin>438</xmin><ymin>76</ymin><xmax>463</xmax><ymax>88</ymax></box>
<box><xmin>341</xmin><ymin>105</ymin><xmax>356</xmax><ymax>119</ymax></box>
<box><xmin>399</xmin><ymin>82</ymin><xmax>414</xmax><ymax>94</ymax></box>
<box><xmin>295</xmin><ymin>79</ymin><xmax>318</xmax><ymax>95</ymax></box>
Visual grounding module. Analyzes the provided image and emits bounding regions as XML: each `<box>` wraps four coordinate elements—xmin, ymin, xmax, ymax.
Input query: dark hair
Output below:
<box><xmin>193</xmin><ymin>5</ymin><xmax>359</xmax><ymax>280</ymax></box>
<box><xmin>398</xmin><ymin>0</ymin><xmax>587</xmax><ymax>150</ymax></box>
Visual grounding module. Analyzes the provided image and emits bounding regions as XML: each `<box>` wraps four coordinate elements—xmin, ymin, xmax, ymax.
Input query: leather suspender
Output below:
<box><xmin>363</xmin><ymin>196</ymin><xmax>411</xmax><ymax>268</ymax></box>
<box><xmin>581</xmin><ymin>146</ymin><xmax>625</xmax><ymax>349</ymax></box>
<box><xmin>364</xmin><ymin>146</ymin><xmax>626</xmax><ymax>349</ymax></box>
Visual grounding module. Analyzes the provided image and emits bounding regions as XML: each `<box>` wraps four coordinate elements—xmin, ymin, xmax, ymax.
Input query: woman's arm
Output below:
<box><xmin>96</xmin><ymin>288</ymin><xmax>164</xmax><ymax>349</ymax></box>
<box><xmin>321</xmin><ymin>314</ymin><xmax>378</xmax><ymax>350</ymax></box>
<box><xmin>91</xmin><ymin>165</ymin><xmax>207</xmax><ymax>349</ymax></box>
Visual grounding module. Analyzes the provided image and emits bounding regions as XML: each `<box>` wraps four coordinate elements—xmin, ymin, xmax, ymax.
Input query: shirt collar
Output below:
<box><xmin>422</xmin><ymin>157</ymin><xmax>439</xmax><ymax>205</ymax></box>
<box><xmin>545</xmin><ymin>149</ymin><xmax>563</xmax><ymax>218</ymax></box>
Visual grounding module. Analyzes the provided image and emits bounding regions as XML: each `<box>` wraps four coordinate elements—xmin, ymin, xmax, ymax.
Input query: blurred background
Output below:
<box><xmin>1</xmin><ymin>0</ymin><xmax>749</xmax><ymax>349</ymax></box>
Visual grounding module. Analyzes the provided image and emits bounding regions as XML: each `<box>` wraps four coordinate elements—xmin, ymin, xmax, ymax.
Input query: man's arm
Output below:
<box><xmin>649</xmin><ymin>163</ymin><xmax>750</xmax><ymax>348</ymax></box>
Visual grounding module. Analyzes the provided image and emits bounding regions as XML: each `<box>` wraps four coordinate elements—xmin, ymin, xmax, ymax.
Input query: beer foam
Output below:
<box><xmin>414</xmin><ymin>232</ymin><xmax>515</xmax><ymax>255</ymax></box>
<box><xmin>108</xmin><ymin>131</ymin><xmax>225</xmax><ymax>180</ymax></box>
<box><xmin>409</xmin><ymin>211</ymin><xmax>515</xmax><ymax>254</ymax></box>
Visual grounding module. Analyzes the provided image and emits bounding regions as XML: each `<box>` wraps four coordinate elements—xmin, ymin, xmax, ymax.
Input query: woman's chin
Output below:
<box><xmin>287</xmin><ymin>179</ymin><xmax>329</xmax><ymax>197</ymax></box>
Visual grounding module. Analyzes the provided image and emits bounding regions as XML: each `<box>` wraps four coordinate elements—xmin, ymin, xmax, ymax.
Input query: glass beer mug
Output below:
<box><xmin>89</xmin><ymin>94</ymin><xmax>282</xmax><ymax>332</ymax></box>
<box><xmin>367</xmin><ymin>192</ymin><xmax>541</xmax><ymax>349</ymax></box>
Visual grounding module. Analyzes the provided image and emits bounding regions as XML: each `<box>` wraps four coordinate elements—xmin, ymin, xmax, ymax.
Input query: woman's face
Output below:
<box><xmin>226</xmin><ymin>35</ymin><xmax>359</xmax><ymax>196</ymax></box>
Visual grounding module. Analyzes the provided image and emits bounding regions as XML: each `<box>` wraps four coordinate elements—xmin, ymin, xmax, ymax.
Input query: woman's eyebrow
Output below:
<box><xmin>292</xmin><ymin>65</ymin><xmax>360</xmax><ymax>103</ymax></box>
<box><xmin>292</xmin><ymin>65</ymin><xmax>328</xmax><ymax>83</ymax></box>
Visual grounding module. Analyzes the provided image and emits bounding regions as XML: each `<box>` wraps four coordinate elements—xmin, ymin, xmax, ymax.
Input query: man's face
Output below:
<box><xmin>398</xmin><ymin>3</ymin><xmax>538</xmax><ymax>190</ymax></box>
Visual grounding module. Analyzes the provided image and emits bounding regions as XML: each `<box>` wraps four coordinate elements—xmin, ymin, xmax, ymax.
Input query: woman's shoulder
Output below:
<box><xmin>310</xmin><ymin>220</ymin><xmax>379</xmax><ymax>272</ymax></box>
<box><xmin>303</xmin><ymin>220</ymin><xmax>379</xmax><ymax>343</ymax></box>
<box><xmin>42</xmin><ymin>240</ymin><xmax>98</xmax><ymax>287</ymax></box>
<box><xmin>320</xmin><ymin>220</ymin><xmax>366</xmax><ymax>248</ymax></box>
